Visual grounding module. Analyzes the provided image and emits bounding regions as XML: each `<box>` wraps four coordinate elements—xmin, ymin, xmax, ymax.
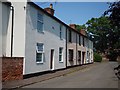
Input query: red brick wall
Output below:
<box><xmin>2</xmin><ymin>57</ymin><xmax>23</xmax><ymax>82</ymax></box>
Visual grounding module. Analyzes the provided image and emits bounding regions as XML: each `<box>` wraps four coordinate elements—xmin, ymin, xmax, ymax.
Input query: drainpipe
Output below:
<box><xmin>76</xmin><ymin>33</ymin><xmax>77</xmax><ymax>66</ymax></box>
<box><xmin>11</xmin><ymin>6</ymin><xmax>14</xmax><ymax>57</ymax></box>
<box><xmin>65</xmin><ymin>27</ymin><xmax>68</xmax><ymax>68</ymax></box>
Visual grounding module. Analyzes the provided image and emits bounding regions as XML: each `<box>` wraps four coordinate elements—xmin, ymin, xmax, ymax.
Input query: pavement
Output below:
<box><xmin>2</xmin><ymin>62</ymin><xmax>96</xmax><ymax>89</ymax></box>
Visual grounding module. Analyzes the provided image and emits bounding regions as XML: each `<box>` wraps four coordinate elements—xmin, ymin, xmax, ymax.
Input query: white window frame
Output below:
<box><xmin>36</xmin><ymin>43</ymin><xmax>44</xmax><ymax>64</ymax></box>
<box><xmin>59</xmin><ymin>47</ymin><xmax>63</xmax><ymax>63</ymax></box>
<box><xmin>37</xmin><ymin>12</ymin><xmax>44</xmax><ymax>33</ymax></box>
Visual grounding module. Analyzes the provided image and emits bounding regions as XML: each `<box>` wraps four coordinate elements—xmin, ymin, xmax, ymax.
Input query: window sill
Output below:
<box><xmin>37</xmin><ymin>31</ymin><xmax>45</xmax><ymax>34</ymax></box>
<box><xmin>59</xmin><ymin>61</ymin><xmax>63</xmax><ymax>63</ymax></box>
<box><xmin>36</xmin><ymin>62</ymin><xmax>44</xmax><ymax>64</ymax></box>
<box><xmin>60</xmin><ymin>38</ymin><xmax>63</xmax><ymax>40</ymax></box>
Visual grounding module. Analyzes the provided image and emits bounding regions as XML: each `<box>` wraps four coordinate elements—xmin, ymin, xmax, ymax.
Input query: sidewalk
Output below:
<box><xmin>2</xmin><ymin>63</ymin><xmax>96</xmax><ymax>89</ymax></box>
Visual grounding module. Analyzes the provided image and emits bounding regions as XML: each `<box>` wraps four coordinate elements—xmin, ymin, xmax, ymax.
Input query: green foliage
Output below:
<box><xmin>104</xmin><ymin>1</ymin><xmax>120</xmax><ymax>27</ymax></box>
<box><xmin>76</xmin><ymin>24</ymin><xmax>86</xmax><ymax>31</ymax></box>
<box><xmin>86</xmin><ymin>16</ymin><xmax>112</xmax><ymax>53</ymax></box>
<box><xmin>94</xmin><ymin>52</ymin><xmax>102</xmax><ymax>62</ymax></box>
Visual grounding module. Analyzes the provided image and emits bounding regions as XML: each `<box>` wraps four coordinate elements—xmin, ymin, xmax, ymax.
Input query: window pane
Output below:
<box><xmin>59</xmin><ymin>47</ymin><xmax>63</xmax><ymax>62</ymax></box>
<box><xmin>59</xmin><ymin>48</ymin><xmax>63</xmax><ymax>54</ymax></box>
<box><xmin>59</xmin><ymin>55</ymin><xmax>62</xmax><ymax>61</ymax></box>
<box><xmin>60</xmin><ymin>25</ymin><xmax>62</xmax><ymax>39</ymax></box>
<box><xmin>37</xmin><ymin>21</ymin><xmax>43</xmax><ymax>32</ymax></box>
<box><xmin>38</xmin><ymin>13</ymin><xmax>43</xmax><ymax>21</ymax></box>
<box><xmin>36</xmin><ymin>53</ymin><xmax>42</xmax><ymax>62</ymax></box>
<box><xmin>37</xmin><ymin>43</ymin><xmax>43</xmax><ymax>51</ymax></box>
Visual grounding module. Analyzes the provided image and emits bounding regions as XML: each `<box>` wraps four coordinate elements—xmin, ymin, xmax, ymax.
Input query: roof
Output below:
<box><xmin>28</xmin><ymin>2</ymin><xmax>88</xmax><ymax>38</ymax></box>
<box><xmin>2</xmin><ymin>2</ymin><xmax>11</xmax><ymax>6</ymax></box>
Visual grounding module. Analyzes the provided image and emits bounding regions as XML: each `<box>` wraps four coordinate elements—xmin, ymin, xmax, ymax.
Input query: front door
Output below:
<box><xmin>82</xmin><ymin>52</ymin><xmax>85</xmax><ymax>64</ymax></box>
<box><xmin>50</xmin><ymin>49</ymin><xmax>54</xmax><ymax>70</ymax></box>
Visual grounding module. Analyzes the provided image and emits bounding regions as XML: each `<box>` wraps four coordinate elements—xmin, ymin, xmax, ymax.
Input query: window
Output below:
<box><xmin>37</xmin><ymin>12</ymin><xmax>43</xmax><ymax>33</ymax></box>
<box><xmin>60</xmin><ymin>25</ymin><xmax>63</xmax><ymax>39</ymax></box>
<box><xmin>68</xmin><ymin>30</ymin><xmax>72</xmax><ymax>42</ymax></box>
<box><xmin>36</xmin><ymin>43</ymin><xmax>44</xmax><ymax>63</ymax></box>
<box><xmin>83</xmin><ymin>37</ymin><xmax>85</xmax><ymax>46</ymax></box>
<box><xmin>78</xmin><ymin>51</ymin><xmax>81</xmax><ymax>61</ymax></box>
<box><xmin>59</xmin><ymin>47</ymin><xmax>63</xmax><ymax>62</ymax></box>
<box><xmin>69</xmin><ymin>49</ymin><xmax>73</xmax><ymax>61</ymax></box>
<box><xmin>79</xmin><ymin>35</ymin><xmax>81</xmax><ymax>45</ymax></box>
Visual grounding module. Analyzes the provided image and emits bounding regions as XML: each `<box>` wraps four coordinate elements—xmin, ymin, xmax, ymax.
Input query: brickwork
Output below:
<box><xmin>2</xmin><ymin>57</ymin><xmax>23</xmax><ymax>82</ymax></box>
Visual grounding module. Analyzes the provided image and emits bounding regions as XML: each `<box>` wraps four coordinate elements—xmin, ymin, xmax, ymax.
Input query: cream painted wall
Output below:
<box><xmin>0</xmin><ymin>2</ymin><xmax>1</xmax><ymax>59</ymax></box>
<box><xmin>6</xmin><ymin>2</ymin><xmax>27</xmax><ymax>57</ymax></box>
<box><xmin>67</xmin><ymin>30</ymin><xmax>77</xmax><ymax>67</ymax></box>
<box><xmin>24</xmin><ymin>4</ymin><xmax>66</xmax><ymax>75</ymax></box>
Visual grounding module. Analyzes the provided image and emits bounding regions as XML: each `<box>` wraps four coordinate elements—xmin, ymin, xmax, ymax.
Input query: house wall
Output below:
<box><xmin>89</xmin><ymin>40</ymin><xmax>93</xmax><ymax>63</ymax></box>
<box><xmin>67</xmin><ymin>30</ymin><xmax>77</xmax><ymax>67</ymax></box>
<box><xmin>6</xmin><ymin>2</ymin><xmax>27</xmax><ymax>57</ymax></box>
<box><xmin>24</xmin><ymin>4</ymin><xmax>66</xmax><ymax>75</ymax></box>
<box><xmin>76</xmin><ymin>34</ymin><xmax>86</xmax><ymax>65</ymax></box>
<box><xmin>1</xmin><ymin>2</ymin><xmax>11</xmax><ymax>57</ymax></box>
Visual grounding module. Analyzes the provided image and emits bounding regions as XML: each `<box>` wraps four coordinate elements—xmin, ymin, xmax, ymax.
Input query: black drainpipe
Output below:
<box><xmin>11</xmin><ymin>6</ymin><xmax>14</xmax><ymax>57</ymax></box>
<box><xmin>65</xmin><ymin>27</ymin><xmax>68</xmax><ymax>68</ymax></box>
<box><xmin>76</xmin><ymin>33</ymin><xmax>77</xmax><ymax>66</ymax></box>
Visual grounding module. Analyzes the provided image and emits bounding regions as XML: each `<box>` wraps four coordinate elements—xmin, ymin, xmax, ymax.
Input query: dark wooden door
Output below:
<box><xmin>50</xmin><ymin>49</ymin><xmax>54</xmax><ymax>70</ymax></box>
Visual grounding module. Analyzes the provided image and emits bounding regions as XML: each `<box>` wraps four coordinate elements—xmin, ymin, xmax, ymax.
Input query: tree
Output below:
<box><xmin>104</xmin><ymin>1</ymin><xmax>120</xmax><ymax>60</ymax></box>
<box><xmin>86</xmin><ymin>16</ymin><xmax>112</xmax><ymax>53</ymax></box>
<box><xmin>104</xmin><ymin>1</ymin><xmax>120</xmax><ymax>27</ymax></box>
<box><xmin>76</xmin><ymin>24</ymin><xmax>86</xmax><ymax>31</ymax></box>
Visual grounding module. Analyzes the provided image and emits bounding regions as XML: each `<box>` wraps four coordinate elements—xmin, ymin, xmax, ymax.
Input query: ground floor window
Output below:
<box><xmin>36</xmin><ymin>43</ymin><xmax>44</xmax><ymax>63</ymax></box>
<box><xmin>69</xmin><ymin>49</ymin><xmax>74</xmax><ymax>61</ymax></box>
<box><xmin>59</xmin><ymin>47</ymin><xmax>63</xmax><ymax>62</ymax></box>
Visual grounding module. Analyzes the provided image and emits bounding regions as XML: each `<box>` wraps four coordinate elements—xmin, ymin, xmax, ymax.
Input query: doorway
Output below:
<box><xmin>50</xmin><ymin>49</ymin><xmax>54</xmax><ymax>70</ymax></box>
<box><xmin>82</xmin><ymin>52</ymin><xmax>85</xmax><ymax>64</ymax></box>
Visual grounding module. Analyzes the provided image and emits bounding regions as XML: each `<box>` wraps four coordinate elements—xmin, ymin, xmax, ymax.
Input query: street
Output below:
<box><xmin>22</xmin><ymin>61</ymin><xmax>118</xmax><ymax>88</ymax></box>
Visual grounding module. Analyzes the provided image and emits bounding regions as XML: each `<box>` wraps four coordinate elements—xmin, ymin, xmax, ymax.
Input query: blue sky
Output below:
<box><xmin>35</xmin><ymin>2</ymin><xmax>109</xmax><ymax>25</ymax></box>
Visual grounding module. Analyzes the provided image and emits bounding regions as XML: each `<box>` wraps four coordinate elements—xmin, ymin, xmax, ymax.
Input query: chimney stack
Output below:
<box><xmin>69</xmin><ymin>24</ymin><xmax>76</xmax><ymax>30</ymax></box>
<box><xmin>44</xmin><ymin>4</ymin><xmax>55</xmax><ymax>16</ymax></box>
<box><xmin>80</xmin><ymin>29</ymin><xmax>87</xmax><ymax>36</ymax></box>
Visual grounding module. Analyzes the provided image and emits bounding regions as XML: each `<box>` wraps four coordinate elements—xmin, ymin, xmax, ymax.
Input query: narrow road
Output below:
<box><xmin>22</xmin><ymin>61</ymin><xmax>118</xmax><ymax>88</ymax></box>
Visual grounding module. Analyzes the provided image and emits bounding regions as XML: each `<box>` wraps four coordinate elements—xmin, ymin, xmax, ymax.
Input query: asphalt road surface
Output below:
<box><xmin>22</xmin><ymin>61</ymin><xmax>118</xmax><ymax>88</ymax></box>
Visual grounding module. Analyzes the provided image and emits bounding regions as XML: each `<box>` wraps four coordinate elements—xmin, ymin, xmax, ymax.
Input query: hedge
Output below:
<box><xmin>94</xmin><ymin>52</ymin><xmax>102</xmax><ymax>62</ymax></box>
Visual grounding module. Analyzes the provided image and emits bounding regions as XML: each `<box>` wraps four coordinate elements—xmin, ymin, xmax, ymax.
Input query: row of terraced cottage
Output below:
<box><xmin>1</xmin><ymin>1</ymin><xmax>93</xmax><ymax>82</ymax></box>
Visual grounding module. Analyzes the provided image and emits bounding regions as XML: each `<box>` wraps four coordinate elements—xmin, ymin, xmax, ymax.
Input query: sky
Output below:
<box><xmin>35</xmin><ymin>2</ymin><xmax>110</xmax><ymax>25</ymax></box>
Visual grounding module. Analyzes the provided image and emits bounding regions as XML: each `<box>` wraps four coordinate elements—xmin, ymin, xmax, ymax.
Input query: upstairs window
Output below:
<box><xmin>60</xmin><ymin>25</ymin><xmax>63</xmax><ymax>40</ymax></box>
<box><xmin>36</xmin><ymin>43</ymin><xmax>44</xmax><ymax>63</ymax></box>
<box><xmin>37</xmin><ymin>12</ymin><xmax>43</xmax><ymax>33</ymax></box>
<box><xmin>68</xmin><ymin>30</ymin><xmax>72</xmax><ymax>42</ymax></box>
<box><xmin>79</xmin><ymin>35</ymin><xmax>81</xmax><ymax>45</ymax></box>
<box><xmin>59</xmin><ymin>47</ymin><xmax>63</xmax><ymax>62</ymax></box>
<box><xmin>83</xmin><ymin>37</ymin><xmax>85</xmax><ymax>46</ymax></box>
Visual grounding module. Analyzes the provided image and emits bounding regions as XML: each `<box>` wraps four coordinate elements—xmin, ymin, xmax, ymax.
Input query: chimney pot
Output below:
<box><xmin>69</xmin><ymin>24</ymin><xmax>76</xmax><ymax>30</ymax></box>
<box><xmin>50</xmin><ymin>4</ymin><xmax>53</xmax><ymax>9</ymax></box>
<box><xmin>44</xmin><ymin>4</ymin><xmax>55</xmax><ymax>16</ymax></box>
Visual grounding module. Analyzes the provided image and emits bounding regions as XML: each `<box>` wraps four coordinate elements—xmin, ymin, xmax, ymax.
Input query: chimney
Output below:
<box><xmin>44</xmin><ymin>4</ymin><xmax>55</xmax><ymax>16</ymax></box>
<box><xmin>80</xmin><ymin>29</ymin><xmax>87</xmax><ymax>36</ymax></box>
<box><xmin>69</xmin><ymin>24</ymin><xmax>76</xmax><ymax>30</ymax></box>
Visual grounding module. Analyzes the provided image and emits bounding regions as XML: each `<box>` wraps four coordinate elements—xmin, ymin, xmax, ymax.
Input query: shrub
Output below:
<box><xmin>94</xmin><ymin>52</ymin><xmax>102</xmax><ymax>62</ymax></box>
